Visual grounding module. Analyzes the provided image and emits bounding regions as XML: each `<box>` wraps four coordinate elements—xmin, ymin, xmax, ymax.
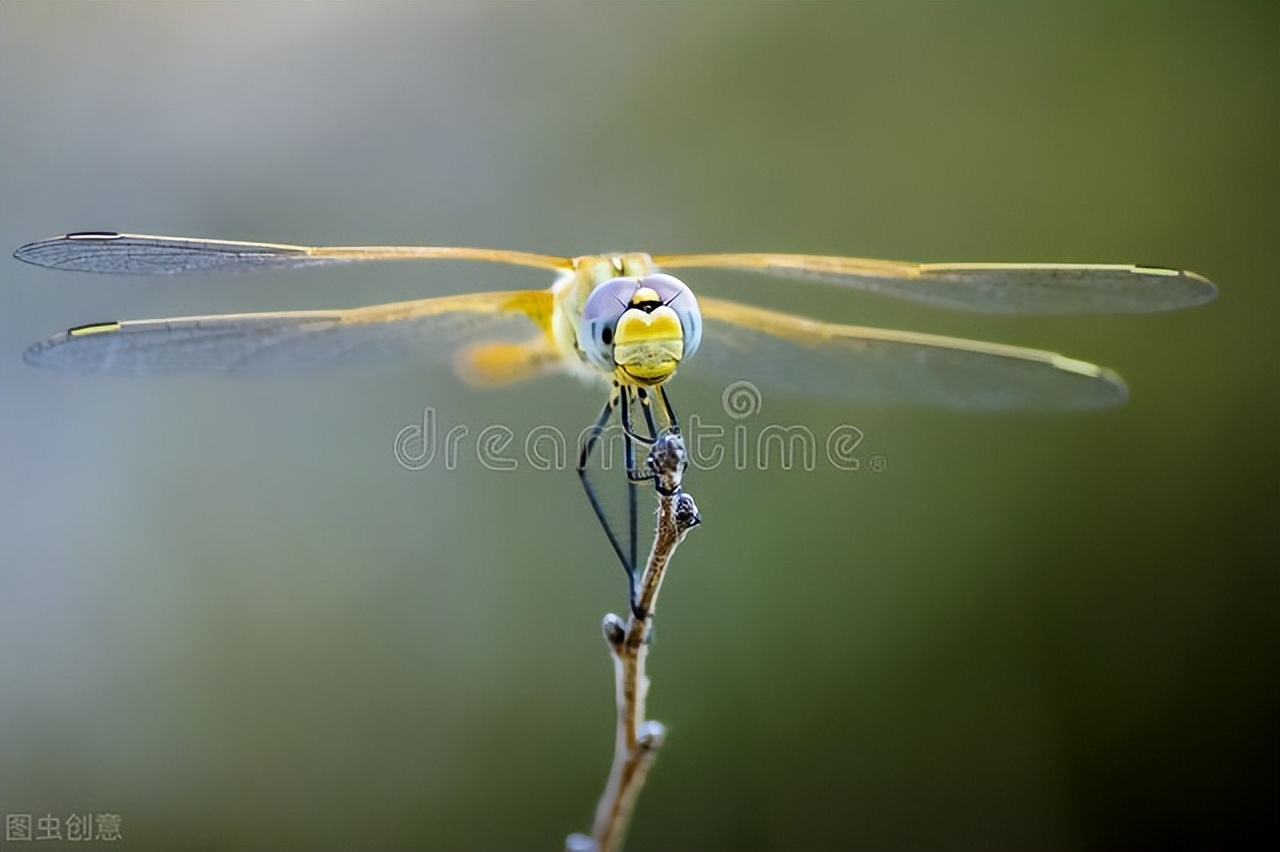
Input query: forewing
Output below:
<box><xmin>24</xmin><ymin>290</ymin><xmax>558</xmax><ymax>376</ymax></box>
<box><xmin>681</xmin><ymin>297</ymin><xmax>1128</xmax><ymax>411</ymax></box>
<box><xmin>652</xmin><ymin>252</ymin><xmax>1217</xmax><ymax>314</ymax></box>
<box><xmin>15</xmin><ymin>232</ymin><xmax>572</xmax><ymax>275</ymax></box>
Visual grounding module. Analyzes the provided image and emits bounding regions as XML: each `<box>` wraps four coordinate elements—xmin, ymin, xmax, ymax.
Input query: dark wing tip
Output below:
<box><xmin>14</xmin><ymin>233</ymin><xmax>122</xmax><ymax>268</ymax></box>
<box><xmin>14</xmin><ymin>237</ymin><xmax>59</xmax><ymax>266</ymax></box>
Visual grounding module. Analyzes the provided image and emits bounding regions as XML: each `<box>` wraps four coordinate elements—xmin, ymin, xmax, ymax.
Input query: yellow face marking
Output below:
<box><xmin>612</xmin><ymin>306</ymin><xmax>685</xmax><ymax>385</ymax></box>
<box><xmin>630</xmin><ymin>286</ymin><xmax>660</xmax><ymax>306</ymax></box>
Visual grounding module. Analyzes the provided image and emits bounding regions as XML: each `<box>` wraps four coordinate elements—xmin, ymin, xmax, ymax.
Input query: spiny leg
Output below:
<box><xmin>623</xmin><ymin>388</ymin><xmax>663</xmax><ymax>486</ymax></box>
<box><xmin>577</xmin><ymin>387</ymin><xmax>637</xmax><ymax>594</ymax></box>
<box><xmin>618</xmin><ymin>388</ymin><xmax>650</xmax><ymax>609</ymax></box>
<box><xmin>637</xmin><ymin>386</ymin><xmax>660</xmax><ymax>441</ymax></box>
<box><xmin>657</xmin><ymin>385</ymin><xmax>680</xmax><ymax>435</ymax></box>
<box><xmin>577</xmin><ymin>384</ymin><xmax>679</xmax><ymax>618</ymax></box>
<box><xmin>626</xmin><ymin>391</ymin><xmax>641</xmax><ymax>578</ymax></box>
<box><xmin>627</xmin><ymin>388</ymin><xmax>679</xmax><ymax>620</ymax></box>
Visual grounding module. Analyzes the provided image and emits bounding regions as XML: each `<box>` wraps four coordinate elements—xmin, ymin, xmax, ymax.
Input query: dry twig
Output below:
<box><xmin>566</xmin><ymin>432</ymin><xmax>700</xmax><ymax>852</ymax></box>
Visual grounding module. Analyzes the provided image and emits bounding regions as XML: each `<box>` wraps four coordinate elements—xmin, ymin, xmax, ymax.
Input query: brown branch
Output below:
<box><xmin>566</xmin><ymin>433</ymin><xmax>700</xmax><ymax>852</ymax></box>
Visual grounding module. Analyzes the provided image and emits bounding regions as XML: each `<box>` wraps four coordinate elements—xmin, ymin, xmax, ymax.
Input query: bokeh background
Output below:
<box><xmin>1</xmin><ymin>3</ymin><xmax>1274</xmax><ymax>850</ymax></box>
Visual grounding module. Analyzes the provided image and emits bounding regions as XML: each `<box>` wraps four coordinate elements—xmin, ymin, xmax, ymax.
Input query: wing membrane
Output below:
<box><xmin>24</xmin><ymin>290</ymin><xmax>557</xmax><ymax>376</ymax></box>
<box><xmin>14</xmin><ymin>232</ymin><xmax>572</xmax><ymax>276</ymax></box>
<box><xmin>684</xmin><ymin>297</ymin><xmax>1127</xmax><ymax>411</ymax></box>
<box><xmin>653</xmin><ymin>252</ymin><xmax>1217</xmax><ymax>314</ymax></box>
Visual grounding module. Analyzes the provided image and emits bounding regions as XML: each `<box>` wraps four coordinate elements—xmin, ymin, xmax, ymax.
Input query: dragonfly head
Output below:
<box><xmin>578</xmin><ymin>273</ymin><xmax>702</xmax><ymax>386</ymax></box>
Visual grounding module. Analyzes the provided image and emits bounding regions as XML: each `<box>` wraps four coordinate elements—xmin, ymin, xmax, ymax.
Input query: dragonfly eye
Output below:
<box><xmin>578</xmin><ymin>278</ymin><xmax>632</xmax><ymax>371</ymax></box>
<box><xmin>577</xmin><ymin>275</ymin><xmax>703</xmax><ymax>373</ymax></box>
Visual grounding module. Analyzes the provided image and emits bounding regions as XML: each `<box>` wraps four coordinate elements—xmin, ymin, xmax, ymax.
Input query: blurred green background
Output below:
<box><xmin>1</xmin><ymin>3</ymin><xmax>1274</xmax><ymax>850</ymax></box>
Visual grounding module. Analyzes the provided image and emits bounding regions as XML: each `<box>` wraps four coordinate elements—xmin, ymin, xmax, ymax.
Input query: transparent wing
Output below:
<box><xmin>652</xmin><ymin>252</ymin><xmax>1217</xmax><ymax>314</ymax></box>
<box><xmin>680</xmin><ymin>297</ymin><xmax>1128</xmax><ymax>411</ymax></box>
<box><xmin>14</xmin><ymin>232</ymin><xmax>573</xmax><ymax>276</ymax></box>
<box><xmin>24</xmin><ymin>290</ymin><xmax>558</xmax><ymax>376</ymax></box>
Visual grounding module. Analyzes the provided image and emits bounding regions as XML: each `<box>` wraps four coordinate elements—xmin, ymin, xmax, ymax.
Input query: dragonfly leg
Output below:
<box><xmin>623</xmin><ymin>388</ymin><xmax>663</xmax><ymax>487</ymax></box>
<box><xmin>619</xmin><ymin>395</ymin><xmax>657</xmax><ymax>447</ymax></box>
<box><xmin>625</xmin><ymin>388</ymin><xmax>681</xmax><ymax>619</ymax></box>
<box><xmin>638</xmin><ymin>386</ymin><xmax>661</xmax><ymax>440</ymax></box>
<box><xmin>622</xmin><ymin>391</ymin><xmax>640</xmax><ymax>583</ymax></box>
<box><xmin>577</xmin><ymin>387</ymin><xmax>639</xmax><ymax>598</ymax></box>
<box><xmin>657</xmin><ymin>385</ymin><xmax>680</xmax><ymax>434</ymax></box>
<box><xmin>579</xmin><ymin>385</ymin><xmax>678</xmax><ymax>618</ymax></box>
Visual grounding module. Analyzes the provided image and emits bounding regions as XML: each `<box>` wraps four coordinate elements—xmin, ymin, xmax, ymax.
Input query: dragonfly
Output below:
<box><xmin>15</xmin><ymin>232</ymin><xmax>1217</xmax><ymax>612</ymax></box>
